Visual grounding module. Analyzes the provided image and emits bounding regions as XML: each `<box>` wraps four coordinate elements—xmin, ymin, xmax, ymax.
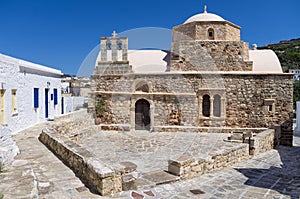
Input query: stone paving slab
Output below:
<box><xmin>0</xmin><ymin>123</ymin><xmax>101</xmax><ymax>199</ymax></box>
<box><xmin>0</xmin><ymin>122</ymin><xmax>300</xmax><ymax>198</ymax></box>
<box><xmin>113</xmin><ymin>135</ymin><xmax>300</xmax><ymax>199</ymax></box>
<box><xmin>77</xmin><ymin>131</ymin><xmax>246</xmax><ymax>174</ymax></box>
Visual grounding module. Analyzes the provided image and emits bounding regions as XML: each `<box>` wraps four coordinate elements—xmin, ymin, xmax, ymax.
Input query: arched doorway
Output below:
<box><xmin>135</xmin><ymin>99</ymin><xmax>150</xmax><ymax>130</ymax></box>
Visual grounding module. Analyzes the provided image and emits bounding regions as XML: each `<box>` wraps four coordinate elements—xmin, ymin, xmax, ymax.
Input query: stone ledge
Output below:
<box><xmin>168</xmin><ymin>144</ymin><xmax>249</xmax><ymax>179</ymax></box>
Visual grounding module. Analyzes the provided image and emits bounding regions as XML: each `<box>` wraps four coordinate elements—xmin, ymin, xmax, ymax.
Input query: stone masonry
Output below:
<box><xmin>89</xmin><ymin>9</ymin><xmax>294</xmax><ymax>146</ymax></box>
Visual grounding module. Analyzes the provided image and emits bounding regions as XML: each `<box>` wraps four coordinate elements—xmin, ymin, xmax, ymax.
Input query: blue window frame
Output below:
<box><xmin>34</xmin><ymin>88</ymin><xmax>39</xmax><ymax>108</ymax></box>
<box><xmin>53</xmin><ymin>88</ymin><xmax>58</xmax><ymax>105</ymax></box>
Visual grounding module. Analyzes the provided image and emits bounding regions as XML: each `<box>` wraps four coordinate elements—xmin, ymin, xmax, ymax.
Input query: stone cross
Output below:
<box><xmin>112</xmin><ymin>30</ymin><xmax>117</xmax><ymax>38</ymax></box>
<box><xmin>204</xmin><ymin>5</ymin><xmax>207</xmax><ymax>13</ymax></box>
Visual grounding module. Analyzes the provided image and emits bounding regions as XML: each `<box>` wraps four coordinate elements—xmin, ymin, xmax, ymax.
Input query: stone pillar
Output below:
<box><xmin>295</xmin><ymin>101</ymin><xmax>300</xmax><ymax>135</ymax></box>
<box><xmin>100</xmin><ymin>38</ymin><xmax>107</xmax><ymax>61</ymax></box>
<box><xmin>111</xmin><ymin>40</ymin><xmax>118</xmax><ymax>61</ymax></box>
<box><xmin>198</xmin><ymin>95</ymin><xmax>203</xmax><ymax>118</ymax></box>
<box><xmin>210</xmin><ymin>96</ymin><xmax>214</xmax><ymax>117</ymax></box>
<box><xmin>122</xmin><ymin>38</ymin><xmax>128</xmax><ymax>61</ymax></box>
<box><xmin>221</xmin><ymin>98</ymin><xmax>226</xmax><ymax>118</ymax></box>
<box><xmin>130</xmin><ymin>104</ymin><xmax>135</xmax><ymax>131</ymax></box>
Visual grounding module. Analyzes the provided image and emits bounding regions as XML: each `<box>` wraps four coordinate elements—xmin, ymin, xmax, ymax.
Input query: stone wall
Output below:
<box><xmin>173</xmin><ymin>21</ymin><xmax>240</xmax><ymax>41</ymax></box>
<box><xmin>168</xmin><ymin>128</ymin><xmax>278</xmax><ymax>179</ymax></box>
<box><xmin>168</xmin><ymin>144</ymin><xmax>249</xmax><ymax>179</ymax></box>
<box><xmin>170</xmin><ymin>41</ymin><xmax>251</xmax><ymax>72</ymax></box>
<box><xmin>39</xmin><ymin>128</ymin><xmax>136</xmax><ymax>196</ymax></box>
<box><xmin>250</xmin><ymin>129</ymin><xmax>276</xmax><ymax>156</ymax></box>
<box><xmin>91</xmin><ymin>73</ymin><xmax>293</xmax><ymax>145</ymax></box>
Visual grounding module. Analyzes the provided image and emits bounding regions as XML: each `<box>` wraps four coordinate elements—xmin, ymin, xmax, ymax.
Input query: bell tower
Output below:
<box><xmin>93</xmin><ymin>30</ymin><xmax>132</xmax><ymax>75</ymax></box>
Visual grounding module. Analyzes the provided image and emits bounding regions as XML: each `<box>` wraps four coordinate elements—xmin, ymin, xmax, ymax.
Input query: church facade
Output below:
<box><xmin>90</xmin><ymin>8</ymin><xmax>293</xmax><ymax>146</ymax></box>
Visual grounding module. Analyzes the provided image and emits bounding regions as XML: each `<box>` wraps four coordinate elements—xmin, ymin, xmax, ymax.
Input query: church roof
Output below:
<box><xmin>249</xmin><ymin>49</ymin><xmax>283</xmax><ymax>73</ymax></box>
<box><xmin>128</xmin><ymin>50</ymin><xmax>169</xmax><ymax>73</ymax></box>
<box><xmin>184</xmin><ymin>6</ymin><xmax>225</xmax><ymax>24</ymax></box>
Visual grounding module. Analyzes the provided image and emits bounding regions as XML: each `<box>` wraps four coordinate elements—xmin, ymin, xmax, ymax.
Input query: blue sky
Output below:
<box><xmin>0</xmin><ymin>0</ymin><xmax>299</xmax><ymax>76</ymax></box>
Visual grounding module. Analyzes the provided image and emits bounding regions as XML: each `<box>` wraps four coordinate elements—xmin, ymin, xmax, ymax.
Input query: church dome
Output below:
<box><xmin>184</xmin><ymin>6</ymin><xmax>225</xmax><ymax>24</ymax></box>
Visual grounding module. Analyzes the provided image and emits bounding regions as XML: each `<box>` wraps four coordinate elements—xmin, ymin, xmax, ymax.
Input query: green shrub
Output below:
<box><xmin>0</xmin><ymin>192</ymin><xmax>3</xmax><ymax>199</ymax></box>
<box><xmin>95</xmin><ymin>97</ymin><xmax>107</xmax><ymax>118</ymax></box>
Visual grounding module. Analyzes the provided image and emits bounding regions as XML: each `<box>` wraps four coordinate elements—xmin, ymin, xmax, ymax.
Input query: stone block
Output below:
<box><xmin>122</xmin><ymin>174</ymin><xmax>137</xmax><ymax>191</ymax></box>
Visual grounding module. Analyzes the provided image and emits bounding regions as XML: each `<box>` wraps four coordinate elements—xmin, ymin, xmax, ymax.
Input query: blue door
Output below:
<box><xmin>45</xmin><ymin>89</ymin><xmax>49</xmax><ymax>118</ymax></box>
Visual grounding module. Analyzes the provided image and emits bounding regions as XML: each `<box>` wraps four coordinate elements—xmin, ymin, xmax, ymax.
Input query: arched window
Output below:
<box><xmin>202</xmin><ymin>95</ymin><xmax>210</xmax><ymax>117</ymax></box>
<box><xmin>213</xmin><ymin>94</ymin><xmax>221</xmax><ymax>117</ymax></box>
<box><xmin>117</xmin><ymin>40</ymin><xmax>123</xmax><ymax>50</ymax></box>
<box><xmin>106</xmin><ymin>40</ymin><xmax>112</xmax><ymax>50</ymax></box>
<box><xmin>208</xmin><ymin>28</ymin><xmax>215</xmax><ymax>40</ymax></box>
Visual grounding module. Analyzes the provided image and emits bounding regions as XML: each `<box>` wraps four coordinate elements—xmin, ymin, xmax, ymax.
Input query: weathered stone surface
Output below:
<box><xmin>122</xmin><ymin>174</ymin><xmax>137</xmax><ymax>191</ymax></box>
<box><xmin>168</xmin><ymin>142</ymin><xmax>249</xmax><ymax>179</ymax></box>
<box><xmin>38</xmin><ymin>129</ymin><xmax>122</xmax><ymax>196</ymax></box>
<box><xmin>91</xmin><ymin>73</ymin><xmax>293</xmax><ymax>142</ymax></box>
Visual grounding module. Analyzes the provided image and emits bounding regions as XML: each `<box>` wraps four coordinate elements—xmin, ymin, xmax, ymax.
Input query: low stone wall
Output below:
<box><xmin>251</xmin><ymin>129</ymin><xmax>276</xmax><ymax>156</ymax></box>
<box><xmin>168</xmin><ymin>144</ymin><xmax>249</xmax><ymax>179</ymax></box>
<box><xmin>39</xmin><ymin>128</ymin><xmax>135</xmax><ymax>196</ymax></box>
<box><xmin>153</xmin><ymin>126</ymin><xmax>267</xmax><ymax>134</ymax></box>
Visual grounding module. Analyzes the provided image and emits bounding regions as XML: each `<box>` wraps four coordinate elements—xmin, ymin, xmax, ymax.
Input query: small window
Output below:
<box><xmin>34</xmin><ymin>88</ymin><xmax>39</xmax><ymax>108</ymax></box>
<box><xmin>263</xmin><ymin>99</ymin><xmax>275</xmax><ymax>113</ymax></box>
<box><xmin>208</xmin><ymin>28</ymin><xmax>215</xmax><ymax>40</ymax></box>
<box><xmin>106</xmin><ymin>40</ymin><xmax>112</xmax><ymax>50</ymax></box>
<box><xmin>53</xmin><ymin>88</ymin><xmax>58</xmax><ymax>105</ymax></box>
<box><xmin>202</xmin><ymin>95</ymin><xmax>210</xmax><ymax>117</ymax></box>
<box><xmin>268</xmin><ymin>105</ymin><xmax>273</xmax><ymax>112</ymax></box>
<box><xmin>11</xmin><ymin>89</ymin><xmax>17</xmax><ymax>114</ymax></box>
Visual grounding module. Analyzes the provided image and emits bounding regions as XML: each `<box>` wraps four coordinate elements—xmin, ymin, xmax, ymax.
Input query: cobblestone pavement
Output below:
<box><xmin>78</xmin><ymin>131</ymin><xmax>245</xmax><ymax>173</ymax></box>
<box><xmin>0</xmin><ymin>123</ymin><xmax>300</xmax><ymax>198</ymax></box>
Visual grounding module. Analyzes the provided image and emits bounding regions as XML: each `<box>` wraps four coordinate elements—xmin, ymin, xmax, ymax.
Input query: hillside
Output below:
<box><xmin>258</xmin><ymin>38</ymin><xmax>300</xmax><ymax>73</ymax></box>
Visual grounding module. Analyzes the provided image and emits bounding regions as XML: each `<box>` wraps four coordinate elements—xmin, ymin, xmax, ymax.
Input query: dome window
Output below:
<box><xmin>208</xmin><ymin>28</ymin><xmax>215</xmax><ymax>40</ymax></box>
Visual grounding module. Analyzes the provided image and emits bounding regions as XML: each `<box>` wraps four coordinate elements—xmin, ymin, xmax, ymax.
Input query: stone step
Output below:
<box><xmin>138</xmin><ymin>171</ymin><xmax>180</xmax><ymax>188</ymax></box>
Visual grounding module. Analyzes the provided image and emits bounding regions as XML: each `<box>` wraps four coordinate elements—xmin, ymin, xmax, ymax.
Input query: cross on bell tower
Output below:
<box><xmin>112</xmin><ymin>30</ymin><xmax>117</xmax><ymax>38</ymax></box>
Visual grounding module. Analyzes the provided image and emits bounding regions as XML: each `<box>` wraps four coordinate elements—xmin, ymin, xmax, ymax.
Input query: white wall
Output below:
<box><xmin>295</xmin><ymin>101</ymin><xmax>300</xmax><ymax>135</ymax></box>
<box><xmin>0</xmin><ymin>53</ymin><xmax>62</xmax><ymax>134</ymax></box>
<box><xmin>62</xmin><ymin>96</ymin><xmax>85</xmax><ymax>114</ymax></box>
<box><xmin>0</xmin><ymin>125</ymin><xmax>19</xmax><ymax>165</ymax></box>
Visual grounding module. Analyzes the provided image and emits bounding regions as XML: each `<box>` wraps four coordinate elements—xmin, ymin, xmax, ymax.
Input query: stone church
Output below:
<box><xmin>89</xmin><ymin>7</ymin><xmax>293</xmax><ymax>146</ymax></box>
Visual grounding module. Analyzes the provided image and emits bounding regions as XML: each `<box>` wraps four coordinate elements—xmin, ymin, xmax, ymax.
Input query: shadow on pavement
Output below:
<box><xmin>236</xmin><ymin>145</ymin><xmax>300</xmax><ymax>199</ymax></box>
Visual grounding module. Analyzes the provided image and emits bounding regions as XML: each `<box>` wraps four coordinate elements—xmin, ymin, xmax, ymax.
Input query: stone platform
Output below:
<box><xmin>0</xmin><ymin>119</ymin><xmax>299</xmax><ymax>198</ymax></box>
<box><xmin>39</xmin><ymin>125</ymin><xmax>253</xmax><ymax>195</ymax></box>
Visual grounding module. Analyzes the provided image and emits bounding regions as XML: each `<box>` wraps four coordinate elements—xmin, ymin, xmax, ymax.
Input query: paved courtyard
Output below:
<box><xmin>0</xmin><ymin>122</ymin><xmax>299</xmax><ymax>198</ymax></box>
<box><xmin>77</xmin><ymin>130</ymin><xmax>245</xmax><ymax>173</ymax></box>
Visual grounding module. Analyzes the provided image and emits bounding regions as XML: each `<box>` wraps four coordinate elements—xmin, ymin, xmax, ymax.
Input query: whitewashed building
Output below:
<box><xmin>0</xmin><ymin>53</ymin><xmax>62</xmax><ymax>165</ymax></box>
<box><xmin>295</xmin><ymin>101</ymin><xmax>300</xmax><ymax>136</ymax></box>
